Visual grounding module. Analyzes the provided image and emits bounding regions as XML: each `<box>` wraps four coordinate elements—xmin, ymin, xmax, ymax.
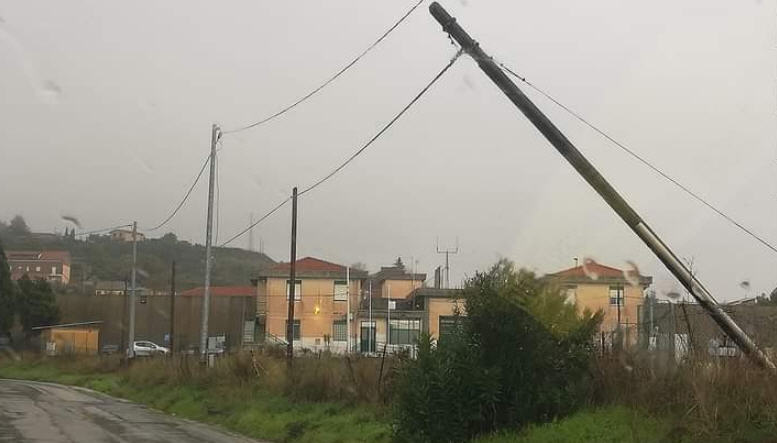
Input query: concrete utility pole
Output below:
<box><xmin>436</xmin><ymin>237</ymin><xmax>459</xmax><ymax>289</ymax></box>
<box><xmin>199</xmin><ymin>124</ymin><xmax>219</xmax><ymax>362</ymax></box>
<box><xmin>346</xmin><ymin>266</ymin><xmax>351</xmax><ymax>354</ymax></box>
<box><xmin>428</xmin><ymin>1</ymin><xmax>775</xmax><ymax>370</ymax></box>
<box><xmin>368</xmin><ymin>279</ymin><xmax>373</xmax><ymax>353</ymax></box>
<box><xmin>169</xmin><ymin>260</ymin><xmax>176</xmax><ymax>355</ymax></box>
<box><xmin>127</xmin><ymin>221</ymin><xmax>138</xmax><ymax>358</ymax></box>
<box><xmin>286</xmin><ymin>187</ymin><xmax>299</xmax><ymax>366</ymax></box>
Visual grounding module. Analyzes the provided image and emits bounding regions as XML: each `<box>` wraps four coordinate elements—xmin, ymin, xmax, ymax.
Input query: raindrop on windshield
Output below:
<box><xmin>581</xmin><ymin>257</ymin><xmax>598</xmax><ymax>280</ymax></box>
<box><xmin>623</xmin><ymin>261</ymin><xmax>641</xmax><ymax>286</ymax></box>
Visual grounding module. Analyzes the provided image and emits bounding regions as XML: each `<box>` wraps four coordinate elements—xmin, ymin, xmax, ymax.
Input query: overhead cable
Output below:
<box><xmin>219</xmin><ymin>50</ymin><xmax>462</xmax><ymax>247</ymax></box>
<box><xmin>299</xmin><ymin>50</ymin><xmax>462</xmax><ymax>196</ymax></box>
<box><xmin>145</xmin><ymin>155</ymin><xmax>211</xmax><ymax>232</ymax></box>
<box><xmin>221</xmin><ymin>0</ymin><xmax>425</xmax><ymax>135</ymax></box>
<box><xmin>498</xmin><ymin>62</ymin><xmax>777</xmax><ymax>256</ymax></box>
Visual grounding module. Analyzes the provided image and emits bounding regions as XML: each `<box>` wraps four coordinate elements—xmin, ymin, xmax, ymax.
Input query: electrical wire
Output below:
<box><xmin>498</xmin><ymin>62</ymin><xmax>777</xmax><ymax>256</ymax></box>
<box><xmin>221</xmin><ymin>0</ymin><xmax>425</xmax><ymax>135</ymax></box>
<box><xmin>145</xmin><ymin>154</ymin><xmax>211</xmax><ymax>232</ymax></box>
<box><xmin>219</xmin><ymin>50</ymin><xmax>463</xmax><ymax>247</ymax></box>
<box><xmin>299</xmin><ymin>50</ymin><xmax>462</xmax><ymax>196</ymax></box>
<box><xmin>219</xmin><ymin>196</ymin><xmax>293</xmax><ymax>248</ymax></box>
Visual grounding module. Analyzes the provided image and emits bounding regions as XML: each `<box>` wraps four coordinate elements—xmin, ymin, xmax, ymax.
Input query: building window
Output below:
<box><xmin>333</xmin><ymin>280</ymin><xmax>348</xmax><ymax>301</ymax></box>
<box><xmin>286</xmin><ymin>280</ymin><xmax>302</xmax><ymax>301</ymax></box>
<box><xmin>35</xmin><ymin>266</ymin><xmax>41</xmax><ymax>272</ymax></box>
<box><xmin>389</xmin><ymin>319</ymin><xmax>421</xmax><ymax>345</ymax></box>
<box><xmin>51</xmin><ymin>266</ymin><xmax>57</xmax><ymax>275</ymax></box>
<box><xmin>438</xmin><ymin>316</ymin><xmax>461</xmax><ymax>341</ymax></box>
<box><xmin>333</xmin><ymin>320</ymin><xmax>347</xmax><ymax>342</ymax></box>
<box><xmin>609</xmin><ymin>286</ymin><xmax>624</xmax><ymax>306</ymax></box>
<box><xmin>285</xmin><ymin>320</ymin><xmax>301</xmax><ymax>340</ymax></box>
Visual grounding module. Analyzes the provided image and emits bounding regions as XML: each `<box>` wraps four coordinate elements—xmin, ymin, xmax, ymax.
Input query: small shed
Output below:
<box><xmin>32</xmin><ymin>321</ymin><xmax>102</xmax><ymax>355</ymax></box>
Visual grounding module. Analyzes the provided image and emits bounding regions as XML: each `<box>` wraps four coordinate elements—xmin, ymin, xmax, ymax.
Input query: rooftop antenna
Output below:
<box><xmin>436</xmin><ymin>237</ymin><xmax>459</xmax><ymax>289</ymax></box>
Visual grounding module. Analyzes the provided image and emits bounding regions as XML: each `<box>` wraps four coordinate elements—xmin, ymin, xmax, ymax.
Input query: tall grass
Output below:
<box><xmin>0</xmin><ymin>350</ymin><xmax>397</xmax><ymax>442</ymax></box>
<box><xmin>592</xmin><ymin>350</ymin><xmax>777</xmax><ymax>441</ymax></box>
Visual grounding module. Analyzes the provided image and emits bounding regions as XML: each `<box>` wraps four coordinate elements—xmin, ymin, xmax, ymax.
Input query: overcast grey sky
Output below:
<box><xmin>1</xmin><ymin>0</ymin><xmax>775</xmax><ymax>300</ymax></box>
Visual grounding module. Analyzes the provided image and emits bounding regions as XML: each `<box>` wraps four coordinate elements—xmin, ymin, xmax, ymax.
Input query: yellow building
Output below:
<box><xmin>32</xmin><ymin>321</ymin><xmax>102</xmax><ymax>355</ymax></box>
<box><xmin>546</xmin><ymin>260</ymin><xmax>652</xmax><ymax>346</ymax></box>
<box><xmin>254</xmin><ymin>257</ymin><xmax>367</xmax><ymax>353</ymax></box>
<box><xmin>253</xmin><ymin>257</ymin><xmax>464</xmax><ymax>354</ymax></box>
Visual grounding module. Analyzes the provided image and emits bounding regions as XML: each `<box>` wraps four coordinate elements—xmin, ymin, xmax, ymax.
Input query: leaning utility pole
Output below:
<box><xmin>436</xmin><ymin>237</ymin><xmax>459</xmax><ymax>289</ymax></box>
<box><xmin>169</xmin><ymin>260</ymin><xmax>176</xmax><ymax>355</ymax></box>
<box><xmin>428</xmin><ymin>2</ymin><xmax>775</xmax><ymax>370</ymax></box>
<box><xmin>199</xmin><ymin>124</ymin><xmax>219</xmax><ymax>362</ymax></box>
<box><xmin>127</xmin><ymin>221</ymin><xmax>138</xmax><ymax>359</ymax></box>
<box><xmin>286</xmin><ymin>187</ymin><xmax>299</xmax><ymax>366</ymax></box>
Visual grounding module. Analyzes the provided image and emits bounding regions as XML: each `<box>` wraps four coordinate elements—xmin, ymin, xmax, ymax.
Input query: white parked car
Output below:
<box><xmin>132</xmin><ymin>340</ymin><xmax>169</xmax><ymax>357</ymax></box>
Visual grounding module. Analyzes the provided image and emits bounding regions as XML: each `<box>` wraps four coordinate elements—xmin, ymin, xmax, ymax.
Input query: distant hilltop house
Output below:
<box><xmin>109</xmin><ymin>229</ymin><xmax>146</xmax><ymax>242</ymax></box>
<box><xmin>6</xmin><ymin>250</ymin><xmax>72</xmax><ymax>285</ymax></box>
<box><xmin>545</xmin><ymin>260</ymin><xmax>652</xmax><ymax>346</ymax></box>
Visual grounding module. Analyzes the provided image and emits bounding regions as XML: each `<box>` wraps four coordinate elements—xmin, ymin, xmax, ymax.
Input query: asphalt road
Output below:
<box><xmin>0</xmin><ymin>379</ymin><xmax>262</xmax><ymax>442</ymax></box>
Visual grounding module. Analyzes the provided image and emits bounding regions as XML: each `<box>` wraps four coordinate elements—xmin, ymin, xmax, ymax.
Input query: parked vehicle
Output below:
<box><xmin>132</xmin><ymin>340</ymin><xmax>169</xmax><ymax>357</ymax></box>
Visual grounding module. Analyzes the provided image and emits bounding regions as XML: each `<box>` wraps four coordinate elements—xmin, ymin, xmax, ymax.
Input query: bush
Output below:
<box><xmin>393</xmin><ymin>260</ymin><xmax>601</xmax><ymax>442</ymax></box>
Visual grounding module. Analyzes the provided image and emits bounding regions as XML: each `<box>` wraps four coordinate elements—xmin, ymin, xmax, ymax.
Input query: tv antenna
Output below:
<box><xmin>436</xmin><ymin>237</ymin><xmax>459</xmax><ymax>289</ymax></box>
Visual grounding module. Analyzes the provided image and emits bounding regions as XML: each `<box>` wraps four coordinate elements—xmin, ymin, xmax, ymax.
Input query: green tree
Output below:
<box><xmin>9</xmin><ymin>215</ymin><xmax>30</xmax><ymax>236</ymax></box>
<box><xmin>0</xmin><ymin>242</ymin><xmax>15</xmax><ymax>336</ymax></box>
<box><xmin>17</xmin><ymin>276</ymin><xmax>60</xmax><ymax>332</ymax></box>
<box><xmin>394</xmin><ymin>259</ymin><xmax>602</xmax><ymax>442</ymax></box>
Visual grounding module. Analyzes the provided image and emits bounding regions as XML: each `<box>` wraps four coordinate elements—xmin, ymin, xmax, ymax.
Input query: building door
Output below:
<box><xmin>360</xmin><ymin>321</ymin><xmax>376</xmax><ymax>353</ymax></box>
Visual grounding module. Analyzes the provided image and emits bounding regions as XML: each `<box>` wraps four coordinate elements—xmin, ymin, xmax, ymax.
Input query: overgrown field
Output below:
<box><xmin>1</xmin><ymin>351</ymin><xmax>776</xmax><ymax>442</ymax></box>
<box><xmin>0</xmin><ymin>352</ymin><xmax>393</xmax><ymax>443</ymax></box>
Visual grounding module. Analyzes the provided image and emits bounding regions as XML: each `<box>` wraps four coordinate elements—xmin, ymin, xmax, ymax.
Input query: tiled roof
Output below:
<box><xmin>179</xmin><ymin>286</ymin><xmax>256</xmax><ymax>297</ymax></box>
<box><xmin>7</xmin><ymin>250</ymin><xmax>71</xmax><ymax>263</ymax></box>
<box><xmin>552</xmin><ymin>261</ymin><xmax>625</xmax><ymax>279</ymax></box>
<box><xmin>371</xmin><ymin>265</ymin><xmax>427</xmax><ymax>282</ymax></box>
<box><xmin>549</xmin><ymin>260</ymin><xmax>652</xmax><ymax>285</ymax></box>
<box><xmin>270</xmin><ymin>257</ymin><xmax>346</xmax><ymax>273</ymax></box>
<box><xmin>256</xmin><ymin>256</ymin><xmax>368</xmax><ymax>279</ymax></box>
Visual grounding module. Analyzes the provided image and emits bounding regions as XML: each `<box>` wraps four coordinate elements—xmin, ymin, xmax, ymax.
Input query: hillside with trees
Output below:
<box><xmin>0</xmin><ymin>216</ymin><xmax>275</xmax><ymax>292</ymax></box>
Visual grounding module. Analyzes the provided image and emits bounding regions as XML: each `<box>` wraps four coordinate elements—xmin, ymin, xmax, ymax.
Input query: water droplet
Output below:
<box><xmin>666</xmin><ymin>290</ymin><xmax>681</xmax><ymax>300</ymax></box>
<box><xmin>623</xmin><ymin>261</ymin><xmax>641</xmax><ymax>287</ymax></box>
<box><xmin>60</xmin><ymin>215</ymin><xmax>82</xmax><ymax>229</ymax></box>
<box><xmin>134</xmin><ymin>156</ymin><xmax>155</xmax><ymax>174</ymax></box>
<box><xmin>581</xmin><ymin>257</ymin><xmax>598</xmax><ymax>280</ymax></box>
<box><xmin>38</xmin><ymin>80</ymin><xmax>62</xmax><ymax>104</ymax></box>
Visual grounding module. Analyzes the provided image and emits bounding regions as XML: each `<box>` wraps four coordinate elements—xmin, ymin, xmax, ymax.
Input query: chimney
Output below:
<box><xmin>434</xmin><ymin>266</ymin><xmax>442</xmax><ymax>289</ymax></box>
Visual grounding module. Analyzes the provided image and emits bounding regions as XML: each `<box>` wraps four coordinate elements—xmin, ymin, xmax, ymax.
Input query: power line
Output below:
<box><xmin>221</xmin><ymin>0</ymin><xmax>425</xmax><ymax>135</ymax></box>
<box><xmin>219</xmin><ymin>50</ymin><xmax>463</xmax><ymax>247</ymax></box>
<box><xmin>145</xmin><ymin>155</ymin><xmax>211</xmax><ymax>232</ymax></box>
<box><xmin>299</xmin><ymin>50</ymin><xmax>462</xmax><ymax>196</ymax></box>
<box><xmin>219</xmin><ymin>196</ymin><xmax>292</xmax><ymax>248</ymax></box>
<box><xmin>498</xmin><ymin>62</ymin><xmax>777</xmax><ymax>256</ymax></box>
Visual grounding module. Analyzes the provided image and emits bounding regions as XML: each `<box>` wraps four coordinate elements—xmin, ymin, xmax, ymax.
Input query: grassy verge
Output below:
<box><xmin>475</xmin><ymin>406</ymin><xmax>673</xmax><ymax>443</ymax></box>
<box><xmin>0</xmin><ymin>357</ymin><xmax>391</xmax><ymax>443</ymax></box>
